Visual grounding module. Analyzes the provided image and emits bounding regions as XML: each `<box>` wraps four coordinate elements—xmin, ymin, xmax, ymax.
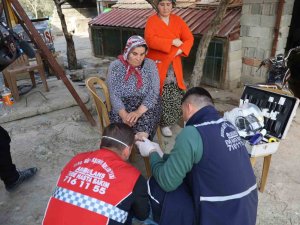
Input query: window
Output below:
<box><xmin>202</xmin><ymin>40</ymin><xmax>224</xmax><ymax>87</ymax></box>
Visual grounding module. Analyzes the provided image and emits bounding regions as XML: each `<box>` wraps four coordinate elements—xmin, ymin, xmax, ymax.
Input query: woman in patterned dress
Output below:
<box><xmin>107</xmin><ymin>35</ymin><xmax>161</xmax><ymax>140</ymax></box>
<box><xmin>145</xmin><ymin>0</ymin><xmax>194</xmax><ymax>137</ymax></box>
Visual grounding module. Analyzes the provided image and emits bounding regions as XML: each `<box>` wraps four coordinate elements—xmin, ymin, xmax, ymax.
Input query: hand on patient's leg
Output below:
<box><xmin>135</xmin><ymin>132</ymin><xmax>149</xmax><ymax>141</ymax></box>
<box><xmin>135</xmin><ymin>137</ymin><xmax>164</xmax><ymax>157</ymax></box>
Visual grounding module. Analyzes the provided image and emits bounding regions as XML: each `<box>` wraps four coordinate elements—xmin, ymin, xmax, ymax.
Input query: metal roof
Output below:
<box><xmin>89</xmin><ymin>7</ymin><xmax>241</xmax><ymax>39</ymax></box>
<box><xmin>112</xmin><ymin>0</ymin><xmax>196</xmax><ymax>9</ymax></box>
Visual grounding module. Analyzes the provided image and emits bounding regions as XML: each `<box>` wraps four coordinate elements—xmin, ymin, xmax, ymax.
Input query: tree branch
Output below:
<box><xmin>58</xmin><ymin>0</ymin><xmax>66</xmax><ymax>6</ymax></box>
<box><xmin>26</xmin><ymin>0</ymin><xmax>35</xmax><ymax>12</ymax></box>
<box><xmin>145</xmin><ymin>0</ymin><xmax>158</xmax><ymax>12</ymax></box>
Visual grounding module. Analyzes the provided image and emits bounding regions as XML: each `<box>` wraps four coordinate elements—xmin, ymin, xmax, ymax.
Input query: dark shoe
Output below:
<box><xmin>5</xmin><ymin>167</ymin><xmax>38</xmax><ymax>192</ymax></box>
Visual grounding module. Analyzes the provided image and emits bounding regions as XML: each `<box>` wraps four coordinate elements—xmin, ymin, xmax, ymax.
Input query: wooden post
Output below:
<box><xmin>0</xmin><ymin>3</ymin><xmax>4</xmax><ymax>16</ymax></box>
<box><xmin>9</xmin><ymin>0</ymin><xmax>96</xmax><ymax>126</ymax></box>
<box><xmin>2</xmin><ymin>0</ymin><xmax>12</xmax><ymax>28</ymax></box>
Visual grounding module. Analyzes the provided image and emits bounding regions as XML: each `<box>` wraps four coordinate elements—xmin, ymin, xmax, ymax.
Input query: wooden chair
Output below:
<box><xmin>86</xmin><ymin>76</ymin><xmax>163</xmax><ymax>177</ymax></box>
<box><xmin>2</xmin><ymin>52</ymin><xmax>49</xmax><ymax>101</ymax></box>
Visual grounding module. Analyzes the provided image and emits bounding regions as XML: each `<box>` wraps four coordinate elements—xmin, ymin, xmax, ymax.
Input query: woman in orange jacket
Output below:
<box><xmin>145</xmin><ymin>0</ymin><xmax>194</xmax><ymax>137</ymax></box>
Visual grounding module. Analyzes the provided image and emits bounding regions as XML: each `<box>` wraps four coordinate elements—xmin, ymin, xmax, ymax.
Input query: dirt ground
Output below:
<box><xmin>1</xmin><ymin>34</ymin><xmax>300</xmax><ymax>225</ymax></box>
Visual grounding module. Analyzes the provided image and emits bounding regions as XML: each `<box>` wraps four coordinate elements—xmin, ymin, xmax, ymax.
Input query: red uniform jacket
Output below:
<box><xmin>43</xmin><ymin>149</ymin><xmax>140</xmax><ymax>225</ymax></box>
<box><xmin>145</xmin><ymin>14</ymin><xmax>194</xmax><ymax>93</ymax></box>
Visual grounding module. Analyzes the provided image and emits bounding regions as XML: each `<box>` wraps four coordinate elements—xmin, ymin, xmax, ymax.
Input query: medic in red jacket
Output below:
<box><xmin>43</xmin><ymin>123</ymin><xmax>149</xmax><ymax>225</ymax></box>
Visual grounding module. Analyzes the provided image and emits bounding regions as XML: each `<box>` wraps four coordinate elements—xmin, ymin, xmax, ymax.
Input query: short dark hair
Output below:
<box><xmin>157</xmin><ymin>0</ymin><xmax>176</xmax><ymax>7</ymax></box>
<box><xmin>100</xmin><ymin>123</ymin><xmax>134</xmax><ymax>151</ymax></box>
<box><xmin>182</xmin><ymin>87</ymin><xmax>214</xmax><ymax>105</ymax></box>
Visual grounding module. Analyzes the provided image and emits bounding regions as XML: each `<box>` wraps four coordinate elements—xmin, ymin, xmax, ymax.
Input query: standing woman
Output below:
<box><xmin>145</xmin><ymin>0</ymin><xmax>194</xmax><ymax>137</ymax></box>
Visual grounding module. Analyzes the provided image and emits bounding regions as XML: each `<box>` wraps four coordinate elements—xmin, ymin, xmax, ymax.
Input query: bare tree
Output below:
<box><xmin>53</xmin><ymin>0</ymin><xmax>78</xmax><ymax>70</ymax></box>
<box><xmin>25</xmin><ymin>0</ymin><xmax>38</xmax><ymax>18</ymax></box>
<box><xmin>145</xmin><ymin>0</ymin><xmax>159</xmax><ymax>12</ymax></box>
<box><xmin>189</xmin><ymin>0</ymin><xmax>231</xmax><ymax>87</ymax></box>
<box><xmin>19</xmin><ymin>0</ymin><xmax>54</xmax><ymax>18</ymax></box>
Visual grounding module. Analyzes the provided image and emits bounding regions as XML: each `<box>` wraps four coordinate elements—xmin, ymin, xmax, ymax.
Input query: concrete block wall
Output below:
<box><xmin>224</xmin><ymin>40</ymin><xmax>242</xmax><ymax>89</ymax></box>
<box><xmin>240</xmin><ymin>0</ymin><xmax>295</xmax><ymax>84</ymax></box>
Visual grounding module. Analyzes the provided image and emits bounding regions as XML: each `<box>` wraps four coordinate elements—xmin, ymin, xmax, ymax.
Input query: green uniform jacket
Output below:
<box><xmin>150</xmin><ymin>126</ymin><xmax>203</xmax><ymax>192</ymax></box>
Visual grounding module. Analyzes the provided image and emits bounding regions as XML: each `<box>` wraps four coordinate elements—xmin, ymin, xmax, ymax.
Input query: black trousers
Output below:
<box><xmin>0</xmin><ymin>126</ymin><xmax>19</xmax><ymax>186</ymax></box>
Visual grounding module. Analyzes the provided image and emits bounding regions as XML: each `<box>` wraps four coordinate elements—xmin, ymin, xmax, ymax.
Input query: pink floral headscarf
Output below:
<box><xmin>122</xmin><ymin>35</ymin><xmax>147</xmax><ymax>60</ymax></box>
<box><xmin>118</xmin><ymin>35</ymin><xmax>148</xmax><ymax>89</ymax></box>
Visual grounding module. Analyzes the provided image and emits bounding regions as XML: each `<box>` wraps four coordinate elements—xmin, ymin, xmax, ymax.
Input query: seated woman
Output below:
<box><xmin>107</xmin><ymin>35</ymin><xmax>161</xmax><ymax>140</ymax></box>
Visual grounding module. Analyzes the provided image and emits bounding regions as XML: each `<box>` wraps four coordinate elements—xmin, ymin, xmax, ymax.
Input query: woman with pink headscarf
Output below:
<box><xmin>107</xmin><ymin>35</ymin><xmax>161</xmax><ymax>140</ymax></box>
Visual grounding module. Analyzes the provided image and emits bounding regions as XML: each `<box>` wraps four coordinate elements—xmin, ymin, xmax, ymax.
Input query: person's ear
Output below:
<box><xmin>122</xmin><ymin>145</ymin><xmax>132</xmax><ymax>161</ymax></box>
<box><xmin>186</xmin><ymin>102</ymin><xmax>193</xmax><ymax>115</ymax></box>
<box><xmin>187</xmin><ymin>102</ymin><xmax>199</xmax><ymax>118</ymax></box>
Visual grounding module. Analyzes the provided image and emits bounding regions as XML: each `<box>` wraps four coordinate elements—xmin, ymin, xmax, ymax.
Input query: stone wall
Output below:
<box><xmin>240</xmin><ymin>0</ymin><xmax>295</xmax><ymax>84</ymax></box>
<box><xmin>224</xmin><ymin>39</ymin><xmax>242</xmax><ymax>89</ymax></box>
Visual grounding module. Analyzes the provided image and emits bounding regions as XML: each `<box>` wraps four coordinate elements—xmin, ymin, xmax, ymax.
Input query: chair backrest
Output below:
<box><xmin>4</xmin><ymin>51</ymin><xmax>41</xmax><ymax>71</ymax></box>
<box><xmin>4</xmin><ymin>53</ymin><xmax>29</xmax><ymax>71</ymax></box>
<box><xmin>86</xmin><ymin>77</ymin><xmax>111</xmax><ymax>133</ymax></box>
<box><xmin>15</xmin><ymin>54</ymin><xmax>29</xmax><ymax>67</ymax></box>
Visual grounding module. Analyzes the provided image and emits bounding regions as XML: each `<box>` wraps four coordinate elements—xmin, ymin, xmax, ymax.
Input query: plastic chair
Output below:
<box><xmin>2</xmin><ymin>52</ymin><xmax>49</xmax><ymax>101</ymax></box>
<box><xmin>85</xmin><ymin>77</ymin><xmax>111</xmax><ymax>132</ymax></box>
<box><xmin>86</xmin><ymin>76</ymin><xmax>162</xmax><ymax>177</ymax></box>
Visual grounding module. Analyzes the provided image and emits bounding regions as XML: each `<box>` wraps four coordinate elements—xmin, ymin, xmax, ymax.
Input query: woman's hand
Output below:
<box><xmin>119</xmin><ymin>105</ymin><xmax>147</xmax><ymax>127</ymax></box>
<box><xmin>172</xmin><ymin>38</ymin><xmax>183</xmax><ymax>47</ymax></box>
<box><xmin>175</xmin><ymin>49</ymin><xmax>183</xmax><ymax>56</ymax></box>
<box><xmin>126</xmin><ymin>111</ymin><xmax>142</xmax><ymax>125</ymax></box>
<box><xmin>119</xmin><ymin>109</ymin><xmax>134</xmax><ymax>127</ymax></box>
<box><xmin>127</xmin><ymin>104</ymin><xmax>148</xmax><ymax>126</ymax></box>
